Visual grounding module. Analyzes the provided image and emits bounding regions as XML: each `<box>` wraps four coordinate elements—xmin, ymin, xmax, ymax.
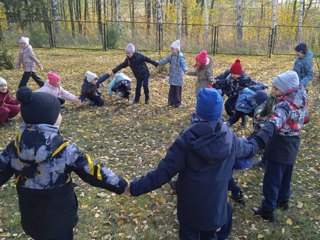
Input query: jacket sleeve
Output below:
<box><xmin>65</xmin><ymin>143</ymin><xmax>128</xmax><ymax>194</ymax></box>
<box><xmin>269</xmin><ymin>102</ymin><xmax>290</xmax><ymax>130</ymax></box>
<box><xmin>140</xmin><ymin>54</ymin><xmax>159</xmax><ymax>67</ymax></box>
<box><xmin>216</xmin><ymin>69</ymin><xmax>230</xmax><ymax>80</ymax></box>
<box><xmin>157</xmin><ymin>54</ymin><xmax>171</xmax><ymax>65</ymax></box>
<box><xmin>112</xmin><ymin>58</ymin><xmax>129</xmax><ymax>74</ymax></box>
<box><xmin>60</xmin><ymin>87</ymin><xmax>78</xmax><ymax>101</ymax></box>
<box><xmin>130</xmin><ymin>136</ymin><xmax>187</xmax><ymax>196</ymax></box>
<box><xmin>206</xmin><ymin>67</ymin><xmax>214</xmax><ymax>81</ymax></box>
<box><xmin>29</xmin><ymin>49</ymin><xmax>43</xmax><ymax>69</ymax></box>
<box><xmin>234</xmin><ymin>135</ymin><xmax>258</xmax><ymax>160</ymax></box>
<box><xmin>186</xmin><ymin>70</ymin><xmax>197</xmax><ymax>76</ymax></box>
<box><xmin>300</xmin><ymin>61</ymin><xmax>314</xmax><ymax>86</ymax></box>
<box><xmin>5</xmin><ymin>94</ymin><xmax>20</xmax><ymax>105</ymax></box>
<box><xmin>97</xmin><ymin>73</ymin><xmax>110</xmax><ymax>86</ymax></box>
<box><xmin>17</xmin><ymin>51</ymin><xmax>22</xmax><ymax>69</ymax></box>
<box><xmin>0</xmin><ymin>141</ymin><xmax>16</xmax><ymax>186</ymax></box>
<box><xmin>108</xmin><ymin>78</ymin><xmax>117</xmax><ymax>96</ymax></box>
<box><xmin>180</xmin><ymin>55</ymin><xmax>188</xmax><ymax>72</ymax></box>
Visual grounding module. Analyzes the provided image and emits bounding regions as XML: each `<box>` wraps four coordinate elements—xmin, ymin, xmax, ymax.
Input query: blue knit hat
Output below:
<box><xmin>196</xmin><ymin>88</ymin><xmax>223</xmax><ymax>121</ymax></box>
<box><xmin>254</xmin><ymin>90</ymin><xmax>268</xmax><ymax>105</ymax></box>
<box><xmin>295</xmin><ymin>43</ymin><xmax>308</xmax><ymax>54</ymax></box>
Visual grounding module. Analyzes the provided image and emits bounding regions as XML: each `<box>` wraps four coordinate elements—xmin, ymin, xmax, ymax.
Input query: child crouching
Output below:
<box><xmin>108</xmin><ymin>73</ymin><xmax>134</xmax><ymax>104</ymax></box>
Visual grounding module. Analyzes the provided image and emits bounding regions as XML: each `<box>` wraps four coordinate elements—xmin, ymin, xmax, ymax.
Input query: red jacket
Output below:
<box><xmin>0</xmin><ymin>91</ymin><xmax>20</xmax><ymax>107</ymax></box>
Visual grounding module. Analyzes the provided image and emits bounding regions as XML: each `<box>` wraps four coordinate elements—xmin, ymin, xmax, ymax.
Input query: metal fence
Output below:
<box><xmin>0</xmin><ymin>18</ymin><xmax>319</xmax><ymax>57</ymax></box>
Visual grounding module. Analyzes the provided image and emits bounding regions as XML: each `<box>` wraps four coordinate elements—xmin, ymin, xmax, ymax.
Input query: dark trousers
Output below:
<box><xmin>33</xmin><ymin>229</ymin><xmax>73</xmax><ymax>240</ymax></box>
<box><xmin>179</xmin><ymin>204</ymin><xmax>232</xmax><ymax>240</ymax></box>
<box><xmin>228</xmin><ymin>176</ymin><xmax>241</xmax><ymax>197</ymax></box>
<box><xmin>224</xmin><ymin>96</ymin><xmax>237</xmax><ymax>117</ymax></box>
<box><xmin>19</xmin><ymin>72</ymin><xmax>45</xmax><ymax>88</ymax></box>
<box><xmin>58</xmin><ymin>98</ymin><xmax>65</xmax><ymax>105</ymax></box>
<box><xmin>87</xmin><ymin>95</ymin><xmax>104</xmax><ymax>106</ymax></box>
<box><xmin>135</xmin><ymin>76</ymin><xmax>149</xmax><ymax>101</ymax></box>
<box><xmin>262</xmin><ymin>161</ymin><xmax>294</xmax><ymax>211</ymax></box>
<box><xmin>168</xmin><ymin>85</ymin><xmax>182</xmax><ymax>107</ymax></box>
<box><xmin>227</xmin><ymin>110</ymin><xmax>254</xmax><ymax>126</ymax></box>
<box><xmin>114</xmin><ymin>80</ymin><xmax>131</xmax><ymax>99</ymax></box>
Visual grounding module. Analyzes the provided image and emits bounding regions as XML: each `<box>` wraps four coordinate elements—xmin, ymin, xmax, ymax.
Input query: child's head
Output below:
<box><xmin>295</xmin><ymin>43</ymin><xmax>308</xmax><ymax>58</ymax></box>
<box><xmin>195</xmin><ymin>50</ymin><xmax>208</xmax><ymax>65</ymax></box>
<box><xmin>253</xmin><ymin>90</ymin><xmax>268</xmax><ymax>105</ymax></box>
<box><xmin>230</xmin><ymin>59</ymin><xmax>242</xmax><ymax>79</ymax></box>
<box><xmin>47</xmin><ymin>71</ymin><xmax>61</xmax><ymax>87</ymax></box>
<box><xmin>272</xmin><ymin>71</ymin><xmax>299</xmax><ymax>96</ymax></box>
<box><xmin>16</xmin><ymin>87</ymin><xmax>61</xmax><ymax>126</ymax></box>
<box><xmin>0</xmin><ymin>77</ymin><xmax>8</xmax><ymax>93</ymax></box>
<box><xmin>85</xmin><ymin>71</ymin><xmax>98</xmax><ymax>84</ymax></box>
<box><xmin>196</xmin><ymin>87</ymin><xmax>223</xmax><ymax>121</ymax></box>
<box><xmin>125</xmin><ymin>43</ymin><xmax>135</xmax><ymax>58</ymax></box>
<box><xmin>19</xmin><ymin>36</ymin><xmax>29</xmax><ymax>48</ymax></box>
<box><xmin>170</xmin><ymin>40</ymin><xmax>180</xmax><ymax>55</ymax></box>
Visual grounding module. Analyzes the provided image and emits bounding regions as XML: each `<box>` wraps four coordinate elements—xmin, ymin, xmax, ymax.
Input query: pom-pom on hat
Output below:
<box><xmin>196</xmin><ymin>87</ymin><xmax>223</xmax><ymax>121</ymax></box>
<box><xmin>272</xmin><ymin>70</ymin><xmax>299</xmax><ymax>94</ymax></box>
<box><xmin>195</xmin><ymin>50</ymin><xmax>208</xmax><ymax>65</ymax></box>
<box><xmin>85</xmin><ymin>71</ymin><xmax>98</xmax><ymax>83</ymax></box>
<box><xmin>125</xmin><ymin>43</ymin><xmax>136</xmax><ymax>54</ymax></box>
<box><xmin>16</xmin><ymin>87</ymin><xmax>61</xmax><ymax>125</ymax></box>
<box><xmin>230</xmin><ymin>59</ymin><xmax>243</xmax><ymax>75</ymax></box>
<box><xmin>20</xmin><ymin>36</ymin><xmax>30</xmax><ymax>45</ymax></box>
<box><xmin>0</xmin><ymin>77</ymin><xmax>7</xmax><ymax>86</ymax></box>
<box><xmin>47</xmin><ymin>71</ymin><xmax>61</xmax><ymax>85</ymax></box>
<box><xmin>295</xmin><ymin>43</ymin><xmax>308</xmax><ymax>54</ymax></box>
<box><xmin>170</xmin><ymin>40</ymin><xmax>180</xmax><ymax>51</ymax></box>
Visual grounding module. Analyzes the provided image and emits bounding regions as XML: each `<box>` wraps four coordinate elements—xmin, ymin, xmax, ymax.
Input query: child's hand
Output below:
<box><xmin>124</xmin><ymin>184</ymin><xmax>131</xmax><ymax>196</ymax></box>
<box><xmin>211</xmin><ymin>79</ymin><xmax>217</xmax><ymax>84</ymax></box>
<box><xmin>256</xmin><ymin>114</ymin><xmax>261</xmax><ymax>120</ymax></box>
<box><xmin>109</xmin><ymin>72</ymin><xmax>115</xmax><ymax>78</ymax></box>
<box><xmin>39</xmin><ymin>65</ymin><xmax>44</xmax><ymax>71</ymax></box>
<box><xmin>75</xmin><ymin>99</ymin><xmax>82</xmax><ymax>105</ymax></box>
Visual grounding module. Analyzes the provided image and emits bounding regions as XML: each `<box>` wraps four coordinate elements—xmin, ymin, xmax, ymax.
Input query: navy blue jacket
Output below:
<box><xmin>112</xmin><ymin>52</ymin><xmax>158</xmax><ymax>80</ymax></box>
<box><xmin>130</xmin><ymin>120</ymin><xmax>258</xmax><ymax>231</ymax></box>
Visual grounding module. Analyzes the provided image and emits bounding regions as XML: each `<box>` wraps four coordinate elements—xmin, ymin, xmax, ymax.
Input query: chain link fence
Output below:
<box><xmin>0</xmin><ymin>18</ymin><xmax>319</xmax><ymax>57</ymax></box>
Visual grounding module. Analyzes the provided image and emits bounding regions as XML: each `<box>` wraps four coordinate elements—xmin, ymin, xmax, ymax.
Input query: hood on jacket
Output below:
<box><xmin>281</xmin><ymin>85</ymin><xmax>307</xmax><ymax>109</ymax></box>
<box><xmin>297</xmin><ymin>50</ymin><xmax>313</xmax><ymax>63</ymax></box>
<box><xmin>184</xmin><ymin>120</ymin><xmax>232</xmax><ymax>166</ymax></box>
<box><xmin>17</xmin><ymin>124</ymin><xmax>63</xmax><ymax>164</ymax></box>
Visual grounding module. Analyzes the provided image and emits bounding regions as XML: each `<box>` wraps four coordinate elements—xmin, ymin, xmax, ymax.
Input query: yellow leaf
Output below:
<box><xmin>286</xmin><ymin>218</ymin><xmax>293</xmax><ymax>225</ymax></box>
<box><xmin>297</xmin><ymin>201</ymin><xmax>304</xmax><ymax>209</ymax></box>
<box><xmin>258</xmin><ymin>234</ymin><xmax>264</xmax><ymax>239</ymax></box>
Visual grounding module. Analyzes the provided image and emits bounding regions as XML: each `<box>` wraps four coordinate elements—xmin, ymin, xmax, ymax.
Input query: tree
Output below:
<box><xmin>68</xmin><ymin>0</ymin><xmax>75</xmax><ymax>37</ymax></box>
<box><xmin>115</xmin><ymin>0</ymin><xmax>122</xmax><ymax>32</ymax></box>
<box><xmin>155</xmin><ymin>0</ymin><xmax>163</xmax><ymax>50</ymax></box>
<box><xmin>145</xmin><ymin>0</ymin><xmax>151</xmax><ymax>34</ymax></box>
<box><xmin>204</xmin><ymin>0</ymin><xmax>209</xmax><ymax>45</ymax></box>
<box><xmin>272</xmin><ymin>0</ymin><xmax>277</xmax><ymax>28</ymax></box>
<box><xmin>129</xmin><ymin>0</ymin><xmax>134</xmax><ymax>32</ymax></box>
<box><xmin>177</xmin><ymin>0</ymin><xmax>182</xmax><ymax>39</ymax></box>
<box><xmin>51</xmin><ymin>0</ymin><xmax>61</xmax><ymax>33</ymax></box>
<box><xmin>236</xmin><ymin>0</ymin><xmax>243</xmax><ymax>41</ymax></box>
<box><xmin>297</xmin><ymin>0</ymin><xmax>304</xmax><ymax>42</ymax></box>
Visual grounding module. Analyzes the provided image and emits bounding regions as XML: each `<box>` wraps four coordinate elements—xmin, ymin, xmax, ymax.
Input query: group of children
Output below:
<box><xmin>0</xmin><ymin>36</ymin><xmax>314</xmax><ymax>240</ymax></box>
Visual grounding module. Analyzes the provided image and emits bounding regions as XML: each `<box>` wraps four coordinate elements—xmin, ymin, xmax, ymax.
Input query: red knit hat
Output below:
<box><xmin>195</xmin><ymin>50</ymin><xmax>208</xmax><ymax>64</ymax></box>
<box><xmin>230</xmin><ymin>59</ymin><xmax>242</xmax><ymax>75</ymax></box>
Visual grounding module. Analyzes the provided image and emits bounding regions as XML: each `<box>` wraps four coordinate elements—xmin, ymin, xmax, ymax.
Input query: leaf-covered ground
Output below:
<box><xmin>0</xmin><ymin>49</ymin><xmax>319</xmax><ymax>240</ymax></box>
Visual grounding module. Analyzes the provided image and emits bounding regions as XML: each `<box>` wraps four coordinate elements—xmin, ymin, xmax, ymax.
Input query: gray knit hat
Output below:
<box><xmin>272</xmin><ymin>71</ymin><xmax>299</xmax><ymax>94</ymax></box>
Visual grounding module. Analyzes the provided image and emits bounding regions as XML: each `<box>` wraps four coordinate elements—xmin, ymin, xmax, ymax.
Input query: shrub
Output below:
<box><xmin>0</xmin><ymin>42</ymin><xmax>14</xmax><ymax>70</ymax></box>
<box><xmin>106</xmin><ymin>25</ymin><xmax>120</xmax><ymax>49</ymax></box>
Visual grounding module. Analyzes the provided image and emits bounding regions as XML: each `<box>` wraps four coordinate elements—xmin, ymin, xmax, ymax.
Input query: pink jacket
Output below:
<box><xmin>37</xmin><ymin>82</ymin><xmax>78</xmax><ymax>101</ymax></box>
<box><xmin>17</xmin><ymin>45</ymin><xmax>42</xmax><ymax>72</ymax></box>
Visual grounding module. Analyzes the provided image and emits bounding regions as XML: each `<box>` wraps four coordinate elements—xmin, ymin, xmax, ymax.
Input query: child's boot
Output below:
<box><xmin>277</xmin><ymin>201</ymin><xmax>289</xmax><ymax>211</ymax></box>
<box><xmin>231</xmin><ymin>190</ymin><xmax>246</xmax><ymax>206</ymax></box>
<box><xmin>252</xmin><ymin>206</ymin><xmax>275</xmax><ymax>223</ymax></box>
<box><xmin>145</xmin><ymin>94</ymin><xmax>150</xmax><ymax>104</ymax></box>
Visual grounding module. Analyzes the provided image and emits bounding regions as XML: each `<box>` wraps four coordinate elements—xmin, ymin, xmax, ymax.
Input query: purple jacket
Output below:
<box><xmin>17</xmin><ymin>45</ymin><xmax>42</xmax><ymax>72</ymax></box>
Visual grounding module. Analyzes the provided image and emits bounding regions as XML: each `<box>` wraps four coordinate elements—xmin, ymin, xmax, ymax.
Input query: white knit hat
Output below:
<box><xmin>170</xmin><ymin>40</ymin><xmax>180</xmax><ymax>51</ymax></box>
<box><xmin>0</xmin><ymin>77</ymin><xmax>7</xmax><ymax>86</ymax></box>
<box><xmin>85</xmin><ymin>71</ymin><xmax>98</xmax><ymax>83</ymax></box>
<box><xmin>20</xmin><ymin>36</ymin><xmax>30</xmax><ymax>45</ymax></box>
<box><xmin>125</xmin><ymin>43</ymin><xmax>136</xmax><ymax>54</ymax></box>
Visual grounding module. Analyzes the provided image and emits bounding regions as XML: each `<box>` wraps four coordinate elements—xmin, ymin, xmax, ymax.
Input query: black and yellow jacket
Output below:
<box><xmin>0</xmin><ymin>123</ymin><xmax>128</xmax><ymax>239</ymax></box>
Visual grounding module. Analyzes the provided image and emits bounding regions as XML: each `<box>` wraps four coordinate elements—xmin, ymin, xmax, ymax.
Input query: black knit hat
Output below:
<box><xmin>16</xmin><ymin>87</ymin><xmax>61</xmax><ymax>125</ymax></box>
<box><xmin>295</xmin><ymin>43</ymin><xmax>308</xmax><ymax>54</ymax></box>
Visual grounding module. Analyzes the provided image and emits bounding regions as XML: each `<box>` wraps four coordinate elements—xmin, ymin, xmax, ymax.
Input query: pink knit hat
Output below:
<box><xmin>47</xmin><ymin>71</ymin><xmax>61</xmax><ymax>85</ymax></box>
<box><xmin>195</xmin><ymin>50</ymin><xmax>208</xmax><ymax>64</ymax></box>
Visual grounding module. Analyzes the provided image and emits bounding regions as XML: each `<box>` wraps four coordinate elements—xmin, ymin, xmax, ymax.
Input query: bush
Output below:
<box><xmin>106</xmin><ymin>25</ymin><xmax>120</xmax><ymax>49</ymax></box>
<box><xmin>0</xmin><ymin>42</ymin><xmax>14</xmax><ymax>70</ymax></box>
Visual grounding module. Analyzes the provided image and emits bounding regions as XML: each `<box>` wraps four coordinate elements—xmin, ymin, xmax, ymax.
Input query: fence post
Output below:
<box><xmin>210</xmin><ymin>25</ymin><xmax>214</xmax><ymax>55</ymax></box>
<box><xmin>48</xmin><ymin>20</ymin><xmax>54</xmax><ymax>49</ymax></box>
<box><xmin>268</xmin><ymin>27</ymin><xmax>273</xmax><ymax>58</ymax></box>
<box><xmin>103</xmin><ymin>22</ymin><xmax>107</xmax><ymax>51</ymax></box>
<box><xmin>272</xmin><ymin>26</ymin><xmax>277</xmax><ymax>55</ymax></box>
<box><xmin>215</xmin><ymin>26</ymin><xmax>219</xmax><ymax>55</ymax></box>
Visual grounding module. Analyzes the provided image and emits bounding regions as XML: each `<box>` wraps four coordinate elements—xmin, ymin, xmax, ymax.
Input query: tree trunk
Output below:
<box><xmin>84</xmin><ymin>0</ymin><xmax>89</xmax><ymax>20</ymax></box>
<box><xmin>68</xmin><ymin>0</ymin><xmax>75</xmax><ymax>37</ymax></box>
<box><xmin>75</xmin><ymin>0</ymin><xmax>82</xmax><ymax>34</ymax></box>
<box><xmin>146</xmin><ymin>0</ymin><xmax>151</xmax><ymax>34</ymax></box>
<box><xmin>129</xmin><ymin>0</ymin><xmax>135</xmax><ymax>32</ymax></box>
<box><xmin>177</xmin><ymin>0</ymin><xmax>182</xmax><ymax>39</ymax></box>
<box><xmin>204</xmin><ymin>0</ymin><xmax>209</xmax><ymax>45</ymax></box>
<box><xmin>292</xmin><ymin>0</ymin><xmax>297</xmax><ymax>22</ymax></box>
<box><xmin>183</xmin><ymin>0</ymin><xmax>188</xmax><ymax>36</ymax></box>
<box><xmin>96</xmin><ymin>0</ymin><xmax>103</xmax><ymax>35</ymax></box>
<box><xmin>236</xmin><ymin>0</ymin><xmax>243</xmax><ymax>41</ymax></box>
<box><xmin>115</xmin><ymin>0</ymin><xmax>122</xmax><ymax>32</ymax></box>
<box><xmin>155</xmin><ymin>0</ymin><xmax>163</xmax><ymax>50</ymax></box>
<box><xmin>51</xmin><ymin>0</ymin><xmax>61</xmax><ymax>33</ymax></box>
<box><xmin>103</xmin><ymin>0</ymin><xmax>107</xmax><ymax>21</ymax></box>
<box><xmin>296</xmin><ymin>0</ymin><xmax>304</xmax><ymax>42</ymax></box>
<box><xmin>272</xmin><ymin>0</ymin><xmax>277</xmax><ymax>28</ymax></box>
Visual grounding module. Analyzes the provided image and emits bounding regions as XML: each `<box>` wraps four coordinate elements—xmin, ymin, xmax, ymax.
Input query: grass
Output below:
<box><xmin>0</xmin><ymin>49</ymin><xmax>319</xmax><ymax>240</ymax></box>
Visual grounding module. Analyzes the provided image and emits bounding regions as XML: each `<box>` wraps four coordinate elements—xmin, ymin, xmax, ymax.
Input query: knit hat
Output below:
<box><xmin>230</xmin><ymin>59</ymin><xmax>242</xmax><ymax>75</ymax></box>
<box><xmin>272</xmin><ymin>70</ymin><xmax>299</xmax><ymax>94</ymax></box>
<box><xmin>16</xmin><ymin>87</ymin><xmax>61</xmax><ymax>125</ymax></box>
<box><xmin>0</xmin><ymin>77</ymin><xmax>7</xmax><ymax>86</ymax></box>
<box><xmin>20</xmin><ymin>36</ymin><xmax>30</xmax><ymax>45</ymax></box>
<box><xmin>295</xmin><ymin>43</ymin><xmax>308</xmax><ymax>54</ymax></box>
<box><xmin>85</xmin><ymin>71</ymin><xmax>98</xmax><ymax>83</ymax></box>
<box><xmin>170</xmin><ymin>40</ymin><xmax>180</xmax><ymax>51</ymax></box>
<box><xmin>195</xmin><ymin>50</ymin><xmax>208</xmax><ymax>64</ymax></box>
<box><xmin>254</xmin><ymin>90</ymin><xmax>268</xmax><ymax>105</ymax></box>
<box><xmin>125</xmin><ymin>43</ymin><xmax>136</xmax><ymax>54</ymax></box>
<box><xmin>47</xmin><ymin>71</ymin><xmax>61</xmax><ymax>85</ymax></box>
<box><xmin>196</xmin><ymin>88</ymin><xmax>223</xmax><ymax>121</ymax></box>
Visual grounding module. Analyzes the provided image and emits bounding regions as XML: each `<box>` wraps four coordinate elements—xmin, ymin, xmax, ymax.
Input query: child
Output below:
<box><xmin>107</xmin><ymin>72</ymin><xmax>134</xmax><ymax>103</ymax></box>
<box><xmin>111</xmin><ymin>43</ymin><xmax>158</xmax><ymax>104</ymax></box>
<box><xmin>214</xmin><ymin>59</ymin><xmax>267</xmax><ymax>126</ymax></box>
<box><xmin>157</xmin><ymin>40</ymin><xmax>188</xmax><ymax>108</ymax></box>
<box><xmin>253</xmin><ymin>70</ymin><xmax>307</xmax><ymax>222</ymax></box>
<box><xmin>37</xmin><ymin>71</ymin><xmax>81</xmax><ymax>106</ymax></box>
<box><xmin>80</xmin><ymin>71</ymin><xmax>109</xmax><ymax>106</ymax></box>
<box><xmin>0</xmin><ymin>87</ymin><xmax>128</xmax><ymax>239</ymax></box>
<box><xmin>0</xmin><ymin>77</ymin><xmax>20</xmax><ymax>124</ymax></box>
<box><xmin>226</xmin><ymin>89</ymin><xmax>268</xmax><ymax>127</ymax></box>
<box><xmin>17</xmin><ymin>36</ymin><xmax>45</xmax><ymax>88</ymax></box>
<box><xmin>186</xmin><ymin>50</ymin><xmax>214</xmax><ymax>95</ymax></box>
<box><xmin>129</xmin><ymin>88</ymin><xmax>262</xmax><ymax>239</ymax></box>
<box><xmin>293</xmin><ymin>43</ymin><xmax>314</xmax><ymax>87</ymax></box>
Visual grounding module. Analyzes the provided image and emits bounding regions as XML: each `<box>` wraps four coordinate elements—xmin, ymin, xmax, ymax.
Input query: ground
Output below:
<box><xmin>0</xmin><ymin>49</ymin><xmax>319</xmax><ymax>240</ymax></box>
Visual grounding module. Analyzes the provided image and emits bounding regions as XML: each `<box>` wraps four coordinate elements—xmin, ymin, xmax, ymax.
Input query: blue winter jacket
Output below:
<box><xmin>158</xmin><ymin>52</ymin><xmax>188</xmax><ymax>86</ymax></box>
<box><xmin>108</xmin><ymin>73</ymin><xmax>131</xmax><ymax>96</ymax></box>
<box><xmin>130</xmin><ymin>120</ymin><xmax>258</xmax><ymax>231</ymax></box>
<box><xmin>293</xmin><ymin>50</ymin><xmax>314</xmax><ymax>87</ymax></box>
